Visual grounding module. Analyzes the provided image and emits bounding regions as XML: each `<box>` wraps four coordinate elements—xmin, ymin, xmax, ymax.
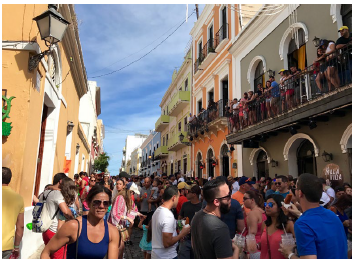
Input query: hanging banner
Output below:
<box><xmin>63</xmin><ymin>157</ymin><xmax>71</xmax><ymax>173</ymax></box>
<box><xmin>322</xmin><ymin>163</ymin><xmax>343</xmax><ymax>188</ymax></box>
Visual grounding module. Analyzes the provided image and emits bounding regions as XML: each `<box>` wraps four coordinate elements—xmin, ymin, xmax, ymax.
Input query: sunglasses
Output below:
<box><xmin>264</xmin><ymin>202</ymin><xmax>275</xmax><ymax>208</ymax></box>
<box><xmin>92</xmin><ymin>200</ymin><xmax>110</xmax><ymax>208</ymax></box>
<box><xmin>275</xmin><ymin>182</ymin><xmax>282</xmax><ymax>186</ymax></box>
<box><xmin>243</xmin><ymin>197</ymin><xmax>251</xmax><ymax>201</ymax></box>
<box><xmin>90</xmin><ymin>179</ymin><xmax>96</xmax><ymax>182</ymax></box>
<box><xmin>216</xmin><ymin>192</ymin><xmax>232</xmax><ymax>201</ymax></box>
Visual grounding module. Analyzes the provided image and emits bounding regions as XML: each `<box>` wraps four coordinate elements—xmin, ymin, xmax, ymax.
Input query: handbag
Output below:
<box><xmin>116</xmin><ymin>221</ymin><xmax>129</xmax><ymax>243</ymax></box>
<box><xmin>266</xmin><ymin>227</ymin><xmax>272</xmax><ymax>259</ymax></box>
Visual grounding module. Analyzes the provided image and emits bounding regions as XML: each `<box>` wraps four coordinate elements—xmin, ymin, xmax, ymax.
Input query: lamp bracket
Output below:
<box><xmin>28</xmin><ymin>49</ymin><xmax>51</xmax><ymax>72</ymax></box>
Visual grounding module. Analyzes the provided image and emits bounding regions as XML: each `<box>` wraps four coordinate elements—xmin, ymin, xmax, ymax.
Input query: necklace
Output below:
<box><xmin>204</xmin><ymin>208</ymin><xmax>217</xmax><ymax>217</ymax></box>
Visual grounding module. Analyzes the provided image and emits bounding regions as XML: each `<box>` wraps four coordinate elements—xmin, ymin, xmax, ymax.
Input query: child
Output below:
<box><xmin>138</xmin><ymin>216</ymin><xmax>152</xmax><ymax>259</ymax></box>
<box><xmin>148</xmin><ymin>180</ymin><xmax>159</xmax><ymax>212</ymax></box>
<box><xmin>57</xmin><ymin>178</ymin><xmax>79</xmax><ymax>230</ymax></box>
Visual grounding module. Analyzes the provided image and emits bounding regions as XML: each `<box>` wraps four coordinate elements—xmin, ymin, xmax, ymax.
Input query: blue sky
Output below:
<box><xmin>75</xmin><ymin>4</ymin><xmax>204</xmax><ymax>174</ymax></box>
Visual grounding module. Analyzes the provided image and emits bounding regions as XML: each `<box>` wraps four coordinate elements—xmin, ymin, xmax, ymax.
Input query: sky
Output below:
<box><xmin>75</xmin><ymin>4</ymin><xmax>205</xmax><ymax>174</ymax></box>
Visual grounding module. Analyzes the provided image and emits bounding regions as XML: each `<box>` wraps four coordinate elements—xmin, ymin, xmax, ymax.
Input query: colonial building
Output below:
<box><xmin>120</xmin><ymin>133</ymin><xmax>147</xmax><ymax>173</ymax></box>
<box><xmin>188</xmin><ymin>4</ymin><xmax>263</xmax><ymax>179</ymax></box>
<box><xmin>2</xmin><ymin>4</ymin><xmax>101</xmax><ymax>258</ymax></box>
<box><xmin>227</xmin><ymin>4</ymin><xmax>352</xmax><ymax>185</ymax></box>
<box><xmin>155</xmin><ymin>48</ymin><xmax>192</xmax><ymax>176</ymax></box>
<box><xmin>140</xmin><ymin>131</ymin><xmax>161</xmax><ymax>176</ymax></box>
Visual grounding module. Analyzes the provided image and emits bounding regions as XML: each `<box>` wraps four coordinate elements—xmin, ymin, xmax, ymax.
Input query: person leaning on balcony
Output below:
<box><xmin>279</xmin><ymin>69</ymin><xmax>289</xmax><ymax>112</ymax></box>
<box><xmin>319</xmin><ymin>39</ymin><xmax>340</xmax><ymax>90</ymax></box>
<box><xmin>314</xmin><ymin>47</ymin><xmax>326</xmax><ymax>93</ymax></box>
<box><xmin>264</xmin><ymin>81</ymin><xmax>272</xmax><ymax>119</ymax></box>
<box><xmin>2</xmin><ymin>167</ymin><xmax>24</xmax><ymax>259</ymax></box>
<box><xmin>232</xmin><ymin>98</ymin><xmax>239</xmax><ymax>132</ymax></box>
<box><xmin>246</xmin><ymin>91</ymin><xmax>256</xmax><ymax>126</ymax></box>
<box><xmin>268</xmin><ymin>75</ymin><xmax>280</xmax><ymax>117</ymax></box>
<box><xmin>335</xmin><ymin>26</ymin><xmax>352</xmax><ymax>82</ymax></box>
<box><xmin>239</xmin><ymin>93</ymin><xmax>248</xmax><ymax>129</ymax></box>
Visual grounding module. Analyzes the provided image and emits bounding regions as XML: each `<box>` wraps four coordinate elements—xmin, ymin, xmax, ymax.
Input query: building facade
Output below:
<box><xmin>121</xmin><ymin>134</ymin><xmax>148</xmax><ymax>173</ymax></box>
<box><xmin>130</xmin><ymin>147</ymin><xmax>142</xmax><ymax>176</ymax></box>
<box><xmin>227</xmin><ymin>4</ymin><xmax>352</xmax><ymax>184</ymax></box>
<box><xmin>140</xmin><ymin>131</ymin><xmax>161</xmax><ymax>176</ymax></box>
<box><xmin>2</xmin><ymin>4</ymin><xmax>99</xmax><ymax>258</ymax></box>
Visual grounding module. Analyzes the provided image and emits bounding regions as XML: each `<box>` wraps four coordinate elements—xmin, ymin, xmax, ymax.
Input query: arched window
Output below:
<box><xmin>254</xmin><ymin>61</ymin><xmax>264</xmax><ymax>92</ymax></box>
<box><xmin>256</xmin><ymin>151</ymin><xmax>269</xmax><ymax>180</ymax></box>
<box><xmin>287</xmin><ymin>29</ymin><xmax>307</xmax><ymax>70</ymax></box>
<box><xmin>196</xmin><ymin>152</ymin><xmax>203</xmax><ymax>178</ymax></box>
<box><xmin>341</xmin><ymin>4</ymin><xmax>352</xmax><ymax>32</ymax></box>
<box><xmin>207</xmin><ymin>149</ymin><xmax>214</xmax><ymax>178</ymax></box>
<box><xmin>220</xmin><ymin>144</ymin><xmax>229</xmax><ymax>177</ymax></box>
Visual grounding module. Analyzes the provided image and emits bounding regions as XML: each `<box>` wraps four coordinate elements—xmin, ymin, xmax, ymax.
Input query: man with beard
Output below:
<box><xmin>190</xmin><ymin>179</ymin><xmax>239</xmax><ymax>259</ymax></box>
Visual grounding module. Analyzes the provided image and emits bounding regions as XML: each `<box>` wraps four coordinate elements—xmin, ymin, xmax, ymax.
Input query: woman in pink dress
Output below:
<box><xmin>243</xmin><ymin>190</ymin><xmax>267</xmax><ymax>259</ymax></box>
<box><xmin>260</xmin><ymin>194</ymin><xmax>295</xmax><ymax>259</ymax></box>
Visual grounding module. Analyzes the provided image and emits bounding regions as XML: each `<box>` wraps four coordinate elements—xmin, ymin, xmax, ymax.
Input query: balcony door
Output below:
<box><xmin>256</xmin><ymin>150</ymin><xmax>269</xmax><ymax>180</ymax></box>
<box><xmin>208</xmin><ymin>25</ymin><xmax>214</xmax><ymax>51</ymax></box>
<box><xmin>222</xmin><ymin>6</ymin><xmax>227</xmax><ymax>39</ymax></box>
<box><xmin>196</xmin><ymin>153</ymin><xmax>202</xmax><ymax>178</ymax></box>
<box><xmin>221</xmin><ymin>79</ymin><xmax>228</xmax><ymax>116</ymax></box>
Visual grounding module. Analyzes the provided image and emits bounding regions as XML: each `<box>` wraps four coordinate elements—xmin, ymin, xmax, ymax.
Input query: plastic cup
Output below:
<box><xmin>246</xmin><ymin>235</ymin><xmax>258</xmax><ymax>253</ymax></box>
<box><xmin>280</xmin><ymin>233</ymin><xmax>295</xmax><ymax>248</ymax></box>
<box><xmin>234</xmin><ymin>234</ymin><xmax>246</xmax><ymax>249</ymax></box>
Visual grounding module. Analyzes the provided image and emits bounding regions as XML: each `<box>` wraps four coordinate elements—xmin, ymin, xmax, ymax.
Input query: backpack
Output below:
<box><xmin>32</xmin><ymin>190</ymin><xmax>59</xmax><ymax>233</ymax></box>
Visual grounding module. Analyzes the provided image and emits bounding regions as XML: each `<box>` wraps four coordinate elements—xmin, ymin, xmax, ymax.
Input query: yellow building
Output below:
<box><xmin>155</xmin><ymin>49</ymin><xmax>192</xmax><ymax>176</ymax></box>
<box><xmin>2</xmin><ymin>4</ymin><xmax>92</xmax><ymax>258</ymax></box>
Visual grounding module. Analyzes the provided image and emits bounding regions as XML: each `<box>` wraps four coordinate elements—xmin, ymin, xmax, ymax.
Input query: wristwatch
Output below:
<box><xmin>288</xmin><ymin>252</ymin><xmax>295</xmax><ymax>259</ymax></box>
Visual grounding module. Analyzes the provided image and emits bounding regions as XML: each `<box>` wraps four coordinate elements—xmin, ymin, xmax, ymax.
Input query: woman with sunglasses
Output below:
<box><xmin>41</xmin><ymin>185</ymin><xmax>120</xmax><ymax>259</ymax></box>
<box><xmin>243</xmin><ymin>190</ymin><xmax>266</xmax><ymax>259</ymax></box>
<box><xmin>260</xmin><ymin>194</ymin><xmax>294</xmax><ymax>259</ymax></box>
<box><xmin>81</xmin><ymin>177</ymin><xmax>97</xmax><ymax>215</ymax></box>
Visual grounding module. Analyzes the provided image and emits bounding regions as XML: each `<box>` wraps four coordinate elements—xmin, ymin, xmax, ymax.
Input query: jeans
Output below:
<box><xmin>178</xmin><ymin>239</ymin><xmax>194</xmax><ymax>259</ymax></box>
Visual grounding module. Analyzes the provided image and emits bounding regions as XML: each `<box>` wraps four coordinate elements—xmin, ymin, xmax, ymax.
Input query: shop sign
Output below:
<box><xmin>322</xmin><ymin>163</ymin><xmax>343</xmax><ymax>188</ymax></box>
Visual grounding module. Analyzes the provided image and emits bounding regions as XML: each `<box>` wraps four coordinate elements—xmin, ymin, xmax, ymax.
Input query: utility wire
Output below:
<box><xmin>89</xmin><ymin>10</ymin><xmax>196</xmax><ymax>79</ymax></box>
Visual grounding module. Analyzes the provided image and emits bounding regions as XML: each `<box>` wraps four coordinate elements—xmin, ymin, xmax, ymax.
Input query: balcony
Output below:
<box><xmin>215</xmin><ymin>23</ymin><xmax>229</xmax><ymax>53</ymax></box>
<box><xmin>168</xmin><ymin>131</ymin><xmax>189</xmax><ymax>151</ymax></box>
<box><xmin>168</xmin><ymin>91</ymin><xmax>190</xmax><ymax>117</ymax></box>
<box><xmin>154</xmin><ymin>146</ymin><xmax>168</xmax><ymax>158</ymax></box>
<box><xmin>226</xmin><ymin>44</ymin><xmax>352</xmax><ymax>145</ymax></box>
<box><xmin>155</xmin><ymin>115</ymin><xmax>170</xmax><ymax>132</ymax></box>
<box><xmin>194</xmin><ymin>38</ymin><xmax>218</xmax><ymax>76</ymax></box>
<box><xmin>188</xmin><ymin>99</ymin><xmax>229</xmax><ymax>141</ymax></box>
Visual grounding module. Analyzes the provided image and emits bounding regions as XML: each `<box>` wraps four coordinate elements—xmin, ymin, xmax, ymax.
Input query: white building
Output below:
<box><xmin>121</xmin><ymin>134</ymin><xmax>148</xmax><ymax>173</ymax></box>
<box><xmin>130</xmin><ymin>147</ymin><xmax>142</xmax><ymax>175</ymax></box>
<box><xmin>78</xmin><ymin>80</ymin><xmax>101</xmax><ymax>173</ymax></box>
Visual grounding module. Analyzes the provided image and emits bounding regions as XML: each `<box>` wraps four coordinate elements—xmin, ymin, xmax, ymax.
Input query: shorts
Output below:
<box><xmin>271</xmin><ymin>97</ymin><xmax>280</xmax><ymax>106</ymax></box>
<box><xmin>141</xmin><ymin>249</ymin><xmax>152</xmax><ymax>254</ymax></box>
<box><xmin>286</xmin><ymin>89</ymin><xmax>294</xmax><ymax>96</ymax></box>
<box><xmin>266</xmin><ymin>97</ymin><xmax>272</xmax><ymax>103</ymax></box>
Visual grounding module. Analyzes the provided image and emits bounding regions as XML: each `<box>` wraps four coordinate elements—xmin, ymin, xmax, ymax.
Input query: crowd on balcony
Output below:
<box><xmin>229</xmin><ymin>25</ymin><xmax>352</xmax><ymax>134</ymax></box>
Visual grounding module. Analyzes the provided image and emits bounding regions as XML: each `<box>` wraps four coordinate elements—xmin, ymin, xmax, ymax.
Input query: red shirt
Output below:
<box><xmin>176</xmin><ymin>195</ymin><xmax>188</xmax><ymax>216</ymax></box>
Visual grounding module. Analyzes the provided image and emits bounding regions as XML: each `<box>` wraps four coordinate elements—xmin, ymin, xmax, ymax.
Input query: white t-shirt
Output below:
<box><xmin>172</xmin><ymin>180</ymin><xmax>178</xmax><ymax>186</ymax></box>
<box><xmin>178</xmin><ymin>177</ymin><xmax>185</xmax><ymax>183</ymax></box>
<box><xmin>326</xmin><ymin>187</ymin><xmax>335</xmax><ymax>199</ymax></box>
<box><xmin>151</xmin><ymin>206</ymin><xmax>178</xmax><ymax>259</ymax></box>
<box><xmin>40</xmin><ymin>190</ymin><xmax>65</xmax><ymax>233</ymax></box>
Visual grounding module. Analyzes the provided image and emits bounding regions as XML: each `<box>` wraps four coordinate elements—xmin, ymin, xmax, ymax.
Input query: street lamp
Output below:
<box><xmin>67</xmin><ymin>121</ymin><xmax>74</xmax><ymax>133</ymax></box>
<box><xmin>322</xmin><ymin>151</ymin><xmax>333</xmax><ymax>162</ymax></box>
<box><xmin>76</xmin><ymin>143</ymin><xmax>80</xmax><ymax>154</ymax></box>
<box><xmin>313</xmin><ymin>36</ymin><xmax>320</xmax><ymax>47</ymax></box>
<box><xmin>271</xmin><ymin>159</ymin><xmax>278</xmax><ymax>167</ymax></box>
<box><xmin>267</xmin><ymin>69</ymin><xmax>275</xmax><ymax>77</ymax></box>
<box><xmin>179</xmin><ymin>133</ymin><xmax>192</xmax><ymax>146</ymax></box>
<box><xmin>29</xmin><ymin>4</ymin><xmax>70</xmax><ymax>71</ymax></box>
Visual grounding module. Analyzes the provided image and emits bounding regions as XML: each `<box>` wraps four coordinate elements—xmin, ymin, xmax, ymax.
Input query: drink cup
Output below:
<box><xmin>233</xmin><ymin>234</ymin><xmax>246</xmax><ymax>249</ymax></box>
<box><xmin>280</xmin><ymin>233</ymin><xmax>295</xmax><ymax>248</ymax></box>
<box><xmin>246</xmin><ymin>234</ymin><xmax>258</xmax><ymax>253</ymax></box>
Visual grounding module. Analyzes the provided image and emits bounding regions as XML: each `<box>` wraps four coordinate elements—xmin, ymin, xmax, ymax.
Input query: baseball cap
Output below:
<box><xmin>338</xmin><ymin>26</ymin><xmax>349</xmax><ymax>32</ymax></box>
<box><xmin>319</xmin><ymin>192</ymin><xmax>330</xmax><ymax>206</ymax></box>
<box><xmin>178</xmin><ymin>182</ymin><xmax>188</xmax><ymax>190</ymax></box>
<box><xmin>239</xmin><ymin>176</ymin><xmax>254</xmax><ymax>186</ymax></box>
<box><xmin>319</xmin><ymin>39</ymin><xmax>326</xmax><ymax>46</ymax></box>
<box><xmin>278</xmin><ymin>69</ymin><xmax>286</xmax><ymax>74</ymax></box>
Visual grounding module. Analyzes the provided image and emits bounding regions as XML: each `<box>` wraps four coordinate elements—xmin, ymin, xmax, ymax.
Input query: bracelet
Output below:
<box><xmin>14</xmin><ymin>245</ymin><xmax>20</xmax><ymax>249</ymax></box>
<box><xmin>298</xmin><ymin>213</ymin><xmax>303</xmax><ymax>218</ymax></box>
<box><xmin>288</xmin><ymin>252</ymin><xmax>295</xmax><ymax>259</ymax></box>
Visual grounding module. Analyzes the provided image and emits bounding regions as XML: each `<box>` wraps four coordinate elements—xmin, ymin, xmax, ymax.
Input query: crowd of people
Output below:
<box><xmin>187</xmin><ymin>26</ymin><xmax>352</xmax><ymax>136</ymax></box>
<box><xmin>2</xmin><ymin>166</ymin><xmax>352</xmax><ymax>259</ymax></box>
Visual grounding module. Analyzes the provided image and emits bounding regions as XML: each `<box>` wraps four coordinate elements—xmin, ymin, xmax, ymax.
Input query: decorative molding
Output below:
<box><xmin>78</xmin><ymin>123</ymin><xmax>90</xmax><ymax>154</ymax></box>
<box><xmin>283</xmin><ymin>133</ymin><xmax>319</xmax><ymax>161</ymax></box>
<box><xmin>247</xmin><ymin>55</ymin><xmax>267</xmax><ymax>84</ymax></box>
<box><xmin>340</xmin><ymin>123</ymin><xmax>352</xmax><ymax>153</ymax></box>
<box><xmin>249</xmin><ymin>147</ymin><xmax>271</xmax><ymax>165</ymax></box>
<box><xmin>204</xmin><ymin>10</ymin><xmax>215</xmax><ymax>25</ymax></box>
<box><xmin>279</xmin><ymin>22</ymin><xmax>309</xmax><ymax>61</ymax></box>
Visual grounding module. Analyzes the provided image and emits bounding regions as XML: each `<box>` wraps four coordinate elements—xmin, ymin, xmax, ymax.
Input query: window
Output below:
<box><xmin>208</xmin><ymin>24</ymin><xmax>214</xmax><ymax>51</ymax></box>
<box><xmin>208</xmin><ymin>91</ymin><xmax>214</xmax><ymax>102</ymax></box>
<box><xmin>178</xmin><ymin>122</ymin><xmax>182</xmax><ymax>132</ymax></box>
<box><xmin>166</xmin><ymin>106</ymin><xmax>168</xmax><ymax>115</ymax></box>
<box><xmin>166</xmin><ymin>134</ymin><xmax>169</xmax><ymax>145</ymax></box>
<box><xmin>163</xmin><ymin>110</ymin><xmax>165</xmax><ymax>115</ymax></box>
<box><xmin>198</xmin><ymin>100</ymin><xmax>202</xmax><ymax>113</ymax></box>
<box><xmin>163</xmin><ymin>137</ymin><xmax>165</xmax><ymax>146</ymax></box>
<box><xmin>341</xmin><ymin>5</ymin><xmax>352</xmax><ymax>33</ymax></box>
<box><xmin>198</xmin><ymin>41</ymin><xmax>203</xmax><ymax>59</ymax></box>
<box><xmin>185</xmin><ymin>79</ymin><xmax>188</xmax><ymax>91</ymax></box>
<box><xmin>184</xmin><ymin>117</ymin><xmax>188</xmax><ymax>131</ymax></box>
<box><xmin>254</xmin><ymin>61</ymin><xmax>264</xmax><ymax>92</ymax></box>
<box><xmin>183</xmin><ymin>158</ymin><xmax>187</xmax><ymax>174</ymax></box>
<box><xmin>287</xmin><ymin>29</ymin><xmax>307</xmax><ymax>70</ymax></box>
<box><xmin>178</xmin><ymin>160</ymin><xmax>181</xmax><ymax>172</ymax></box>
<box><xmin>157</xmin><ymin>143</ymin><xmax>159</xmax><ymax>149</ymax></box>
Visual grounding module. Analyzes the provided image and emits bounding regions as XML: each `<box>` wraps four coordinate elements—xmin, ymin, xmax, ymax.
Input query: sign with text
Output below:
<box><xmin>322</xmin><ymin>163</ymin><xmax>343</xmax><ymax>188</ymax></box>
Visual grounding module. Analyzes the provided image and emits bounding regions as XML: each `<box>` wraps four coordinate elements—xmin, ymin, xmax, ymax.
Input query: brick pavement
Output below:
<box><xmin>124</xmin><ymin>227</ymin><xmax>145</xmax><ymax>259</ymax></box>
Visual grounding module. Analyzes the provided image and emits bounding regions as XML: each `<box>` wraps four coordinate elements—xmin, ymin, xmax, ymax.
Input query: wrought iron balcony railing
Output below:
<box><xmin>215</xmin><ymin>23</ymin><xmax>228</xmax><ymax>46</ymax></box>
<box><xmin>227</xmin><ymin>43</ymin><xmax>352</xmax><ymax>135</ymax></box>
<box><xmin>194</xmin><ymin>38</ymin><xmax>218</xmax><ymax>74</ymax></box>
<box><xmin>188</xmin><ymin>99</ymin><xmax>229</xmax><ymax>137</ymax></box>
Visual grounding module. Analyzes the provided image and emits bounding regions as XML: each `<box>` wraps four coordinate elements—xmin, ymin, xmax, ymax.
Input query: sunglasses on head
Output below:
<box><xmin>92</xmin><ymin>200</ymin><xmax>110</xmax><ymax>208</ymax></box>
<box><xmin>264</xmin><ymin>202</ymin><xmax>275</xmax><ymax>208</ymax></box>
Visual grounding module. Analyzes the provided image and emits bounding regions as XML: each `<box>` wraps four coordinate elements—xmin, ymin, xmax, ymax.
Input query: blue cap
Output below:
<box><xmin>319</xmin><ymin>39</ymin><xmax>326</xmax><ymax>46</ymax></box>
<box><xmin>239</xmin><ymin>176</ymin><xmax>253</xmax><ymax>186</ymax></box>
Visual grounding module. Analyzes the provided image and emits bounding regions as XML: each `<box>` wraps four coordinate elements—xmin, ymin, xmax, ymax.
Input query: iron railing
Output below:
<box><xmin>215</xmin><ymin>23</ymin><xmax>228</xmax><ymax>46</ymax></box>
<box><xmin>188</xmin><ymin>99</ymin><xmax>229</xmax><ymax>137</ymax></box>
<box><xmin>228</xmin><ymin>43</ymin><xmax>352</xmax><ymax>134</ymax></box>
<box><xmin>194</xmin><ymin>38</ymin><xmax>218</xmax><ymax>74</ymax></box>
